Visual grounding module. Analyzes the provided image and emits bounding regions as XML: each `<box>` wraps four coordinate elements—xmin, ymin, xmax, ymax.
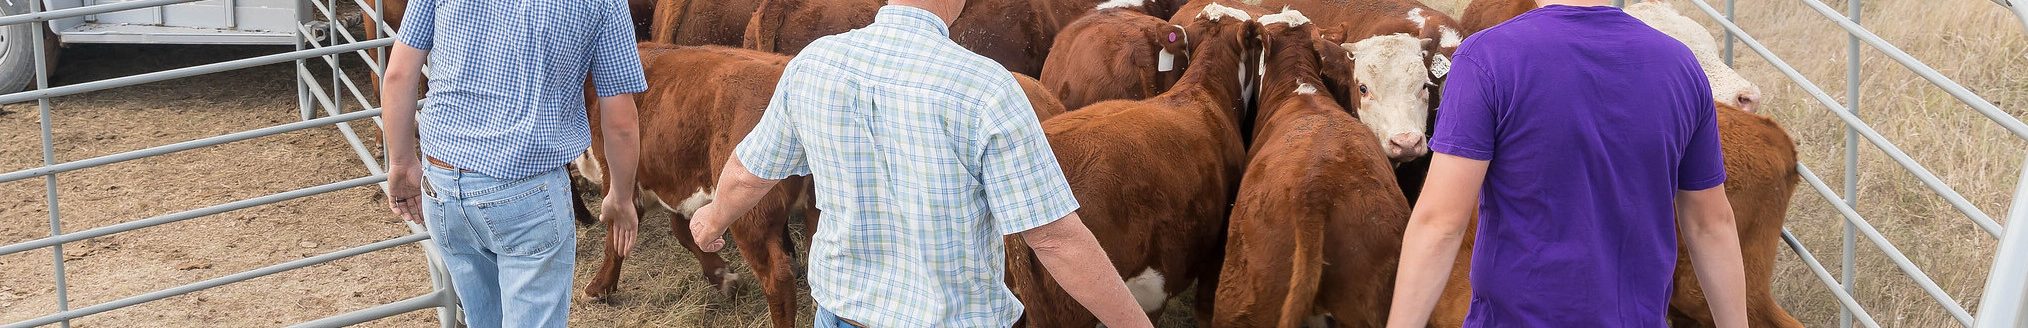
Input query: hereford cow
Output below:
<box><xmin>1429</xmin><ymin>2</ymin><xmax>1801</xmax><ymax>327</ymax></box>
<box><xmin>1003</xmin><ymin>4</ymin><xmax>1257</xmax><ymax>326</ymax></box>
<box><xmin>1038</xmin><ymin>6</ymin><xmax>1191</xmax><ymax>110</ymax></box>
<box><xmin>572</xmin><ymin>45</ymin><xmax>814</xmax><ymax>328</ymax></box>
<box><xmin>1213</xmin><ymin>9</ymin><xmax>1413</xmax><ymax>328</ymax></box>
<box><xmin>742</xmin><ymin>0</ymin><xmax>1192</xmax><ymax>75</ymax></box>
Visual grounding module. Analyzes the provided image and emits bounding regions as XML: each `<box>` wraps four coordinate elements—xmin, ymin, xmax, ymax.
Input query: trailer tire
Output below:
<box><xmin>0</xmin><ymin>0</ymin><xmax>51</xmax><ymax>95</ymax></box>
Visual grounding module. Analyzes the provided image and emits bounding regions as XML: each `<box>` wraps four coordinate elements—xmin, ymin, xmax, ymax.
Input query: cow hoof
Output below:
<box><xmin>584</xmin><ymin>283</ymin><xmax>618</xmax><ymax>303</ymax></box>
<box><xmin>707</xmin><ymin>268</ymin><xmax>742</xmax><ymax>295</ymax></box>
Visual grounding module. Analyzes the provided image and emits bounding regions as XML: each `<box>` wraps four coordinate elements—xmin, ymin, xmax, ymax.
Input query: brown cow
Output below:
<box><xmin>574</xmin><ymin>44</ymin><xmax>814</xmax><ymax>328</ymax></box>
<box><xmin>1003</xmin><ymin>3</ymin><xmax>1257</xmax><ymax>327</ymax></box>
<box><xmin>1429</xmin><ymin>2</ymin><xmax>1801</xmax><ymax>327</ymax></box>
<box><xmin>643</xmin><ymin>0</ymin><xmax>768</xmax><ymax>45</ymax></box>
<box><xmin>1213</xmin><ymin>9</ymin><xmax>1413</xmax><ymax>328</ymax></box>
<box><xmin>1245</xmin><ymin>0</ymin><xmax>1463</xmax><ymax>206</ymax></box>
<box><xmin>741</xmin><ymin>0</ymin><xmax>1192</xmax><ymax>75</ymax></box>
<box><xmin>1038</xmin><ymin>7</ymin><xmax>1191</xmax><ymax>110</ymax></box>
<box><xmin>1013</xmin><ymin>72</ymin><xmax>1074</xmax><ymax>121</ymax></box>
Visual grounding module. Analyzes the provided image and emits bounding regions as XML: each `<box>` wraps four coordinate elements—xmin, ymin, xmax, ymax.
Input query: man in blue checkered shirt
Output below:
<box><xmin>685</xmin><ymin>1</ymin><xmax>1153</xmax><ymax>327</ymax></box>
<box><xmin>377</xmin><ymin>0</ymin><xmax>646</xmax><ymax>326</ymax></box>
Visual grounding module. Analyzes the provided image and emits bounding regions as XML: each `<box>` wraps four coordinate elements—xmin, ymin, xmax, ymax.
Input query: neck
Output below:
<box><xmin>1253</xmin><ymin>43</ymin><xmax>1330</xmax><ymax>138</ymax></box>
<box><xmin>1536</xmin><ymin>0</ymin><xmax>1612</xmax><ymax>7</ymax></box>
<box><xmin>1173</xmin><ymin>30</ymin><xmax>1247</xmax><ymax>120</ymax></box>
<box><xmin>889</xmin><ymin>0</ymin><xmax>962</xmax><ymax>26</ymax></box>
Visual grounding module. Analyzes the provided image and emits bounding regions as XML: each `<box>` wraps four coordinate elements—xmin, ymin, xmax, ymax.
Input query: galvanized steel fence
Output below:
<box><xmin>1677</xmin><ymin>0</ymin><xmax>2028</xmax><ymax>327</ymax></box>
<box><xmin>0</xmin><ymin>0</ymin><xmax>456</xmax><ymax>327</ymax></box>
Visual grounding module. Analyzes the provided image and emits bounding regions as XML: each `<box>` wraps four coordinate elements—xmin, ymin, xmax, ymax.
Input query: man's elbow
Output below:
<box><xmin>382</xmin><ymin>69</ymin><xmax>421</xmax><ymax>89</ymax></box>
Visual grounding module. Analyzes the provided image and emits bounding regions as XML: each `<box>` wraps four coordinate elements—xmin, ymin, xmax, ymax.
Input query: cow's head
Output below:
<box><xmin>1626</xmin><ymin>2</ymin><xmax>1763</xmax><ymax>113</ymax></box>
<box><xmin>1181</xmin><ymin>2</ymin><xmax>1260</xmax><ymax>111</ymax></box>
<box><xmin>1255</xmin><ymin>8</ymin><xmax>1324</xmax><ymax>99</ymax></box>
<box><xmin>1344</xmin><ymin>33</ymin><xmax>1433</xmax><ymax>162</ymax></box>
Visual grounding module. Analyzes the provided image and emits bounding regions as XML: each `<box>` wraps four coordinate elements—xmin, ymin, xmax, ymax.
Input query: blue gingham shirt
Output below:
<box><xmin>734</xmin><ymin>6</ymin><xmax>1080</xmax><ymax>327</ymax></box>
<box><xmin>398</xmin><ymin>0</ymin><xmax>647</xmax><ymax>180</ymax></box>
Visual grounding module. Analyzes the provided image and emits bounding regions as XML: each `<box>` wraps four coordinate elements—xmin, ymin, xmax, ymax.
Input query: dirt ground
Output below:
<box><xmin>4</xmin><ymin>0</ymin><xmax>2024</xmax><ymax>327</ymax></box>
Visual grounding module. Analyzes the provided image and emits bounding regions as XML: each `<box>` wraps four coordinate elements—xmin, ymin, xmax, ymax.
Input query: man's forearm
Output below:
<box><xmin>1386</xmin><ymin>216</ymin><xmax>1467</xmax><ymax>328</ymax></box>
<box><xmin>703</xmin><ymin>156</ymin><xmax>781</xmax><ymax>226</ymax></box>
<box><xmin>1022</xmin><ymin>214</ymin><xmax>1153</xmax><ymax>328</ymax></box>
<box><xmin>597</xmin><ymin>95</ymin><xmax>641</xmax><ymax>201</ymax></box>
<box><xmin>1682</xmin><ymin>204</ymin><xmax>1748</xmax><ymax>328</ymax></box>
<box><xmin>378</xmin><ymin>46</ymin><xmax>424</xmax><ymax>167</ymax></box>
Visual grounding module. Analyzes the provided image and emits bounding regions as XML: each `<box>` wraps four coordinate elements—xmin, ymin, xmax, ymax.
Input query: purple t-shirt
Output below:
<box><xmin>1431</xmin><ymin>5</ymin><xmax>1727</xmax><ymax>327</ymax></box>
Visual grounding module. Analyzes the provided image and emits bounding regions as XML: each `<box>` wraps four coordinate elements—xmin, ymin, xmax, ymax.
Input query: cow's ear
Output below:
<box><xmin>1318</xmin><ymin>26</ymin><xmax>1347</xmax><ymax>44</ymax></box>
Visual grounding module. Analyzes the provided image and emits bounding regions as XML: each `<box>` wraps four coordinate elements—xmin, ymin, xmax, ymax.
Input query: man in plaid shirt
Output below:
<box><xmin>686</xmin><ymin>1</ymin><xmax>1153</xmax><ymax>327</ymax></box>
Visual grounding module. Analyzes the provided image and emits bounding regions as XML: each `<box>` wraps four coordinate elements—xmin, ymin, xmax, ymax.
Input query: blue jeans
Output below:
<box><xmin>421</xmin><ymin>164</ymin><xmax>577</xmax><ymax>328</ymax></box>
<box><xmin>813</xmin><ymin>306</ymin><xmax>863</xmax><ymax>328</ymax></box>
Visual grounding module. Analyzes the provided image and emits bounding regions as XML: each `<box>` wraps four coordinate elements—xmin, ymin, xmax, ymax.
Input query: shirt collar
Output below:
<box><xmin>875</xmin><ymin>5</ymin><xmax>951</xmax><ymax>38</ymax></box>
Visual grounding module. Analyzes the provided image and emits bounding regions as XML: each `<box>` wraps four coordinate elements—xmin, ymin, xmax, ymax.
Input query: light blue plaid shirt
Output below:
<box><xmin>398</xmin><ymin>0</ymin><xmax>647</xmax><ymax>180</ymax></box>
<box><xmin>734</xmin><ymin>5</ymin><xmax>1080</xmax><ymax>327</ymax></box>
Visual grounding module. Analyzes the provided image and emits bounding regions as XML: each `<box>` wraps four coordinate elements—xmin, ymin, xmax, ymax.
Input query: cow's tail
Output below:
<box><xmin>650</xmin><ymin>0</ymin><xmax>695</xmax><ymax>44</ymax></box>
<box><xmin>1275</xmin><ymin>197</ymin><xmax>1329</xmax><ymax>327</ymax></box>
<box><xmin>742</xmin><ymin>0</ymin><xmax>786</xmax><ymax>53</ymax></box>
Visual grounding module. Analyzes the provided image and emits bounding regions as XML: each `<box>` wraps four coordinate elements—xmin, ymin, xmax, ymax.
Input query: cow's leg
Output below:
<box><xmin>582</xmin><ymin>203</ymin><xmax>651</xmax><ymax>301</ymax></box>
<box><xmin>732</xmin><ymin>200</ymin><xmax>798</xmax><ymax>328</ymax></box>
<box><xmin>671</xmin><ymin>211</ymin><xmax>734</xmax><ymax>293</ymax></box>
<box><xmin>565</xmin><ymin>165</ymin><xmax>599</xmax><ymax>226</ymax></box>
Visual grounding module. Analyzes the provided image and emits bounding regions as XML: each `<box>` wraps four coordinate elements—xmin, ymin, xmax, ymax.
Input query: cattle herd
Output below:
<box><xmin>369</xmin><ymin>0</ymin><xmax>1805</xmax><ymax>326</ymax></box>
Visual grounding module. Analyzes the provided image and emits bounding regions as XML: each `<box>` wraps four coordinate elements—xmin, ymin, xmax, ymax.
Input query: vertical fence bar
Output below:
<box><xmin>1839</xmin><ymin>1</ymin><xmax>1863</xmax><ymax>328</ymax></box>
<box><xmin>325</xmin><ymin>0</ymin><xmax>339</xmax><ymax>119</ymax></box>
<box><xmin>1976</xmin><ymin>157</ymin><xmax>2028</xmax><ymax>327</ymax></box>
<box><xmin>1722</xmin><ymin>0</ymin><xmax>1736</xmax><ymax>66</ymax></box>
<box><xmin>28</xmin><ymin>0</ymin><xmax>70</xmax><ymax>326</ymax></box>
<box><xmin>295</xmin><ymin>1</ymin><xmax>310</xmax><ymax>121</ymax></box>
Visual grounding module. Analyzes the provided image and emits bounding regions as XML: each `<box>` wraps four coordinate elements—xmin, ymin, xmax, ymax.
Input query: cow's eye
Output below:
<box><xmin>1359</xmin><ymin>85</ymin><xmax>1369</xmax><ymax>95</ymax></box>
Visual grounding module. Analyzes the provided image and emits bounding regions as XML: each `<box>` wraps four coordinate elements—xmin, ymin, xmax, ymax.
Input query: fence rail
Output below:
<box><xmin>1685</xmin><ymin>0</ymin><xmax>2028</xmax><ymax>327</ymax></box>
<box><xmin>0</xmin><ymin>0</ymin><xmax>454</xmax><ymax>326</ymax></box>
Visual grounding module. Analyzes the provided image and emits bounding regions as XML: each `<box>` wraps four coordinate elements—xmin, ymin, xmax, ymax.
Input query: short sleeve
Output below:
<box><xmin>1678</xmin><ymin>90</ymin><xmax>1727</xmax><ymax>191</ymax></box>
<box><xmin>395</xmin><ymin>0</ymin><xmax>437</xmax><ymax>50</ymax></box>
<box><xmin>1429</xmin><ymin>52</ymin><xmax>1499</xmax><ymax>161</ymax></box>
<box><xmin>976</xmin><ymin>79</ymin><xmax>1080</xmax><ymax>235</ymax></box>
<box><xmin>733</xmin><ymin>74</ymin><xmax>810</xmax><ymax>180</ymax></box>
<box><xmin>590</xmin><ymin>0</ymin><xmax>648</xmax><ymax>97</ymax></box>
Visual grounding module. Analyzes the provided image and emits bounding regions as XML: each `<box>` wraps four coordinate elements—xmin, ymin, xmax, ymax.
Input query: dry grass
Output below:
<box><xmin>1424</xmin><ymin>0</ymin><xmax>2028</xmax><ymax>327</ymax></box>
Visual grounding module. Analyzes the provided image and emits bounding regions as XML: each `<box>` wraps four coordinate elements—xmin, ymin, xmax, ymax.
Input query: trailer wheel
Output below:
<box><xmin>0</xmin><ymin>0</ymin><xmax>56</xmax><ymax>95</ymax></box>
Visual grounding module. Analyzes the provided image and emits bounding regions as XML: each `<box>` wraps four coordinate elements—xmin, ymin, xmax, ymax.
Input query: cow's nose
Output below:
<box><xmin>1386</xmin><ymin>134</ymin><xmax>1427</xmax><ymax>161</ymax></box>
<box><xmin>1736</xmin><ymin>89</ymin><xmax>1762</xmax><ymax>113</ymax></box>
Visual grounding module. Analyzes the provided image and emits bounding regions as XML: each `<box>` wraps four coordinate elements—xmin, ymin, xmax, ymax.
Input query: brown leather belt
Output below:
<box><xmin>425</xmin><ymin>155</ymin><xmax>464</xmax><ymax>171</ymax></box>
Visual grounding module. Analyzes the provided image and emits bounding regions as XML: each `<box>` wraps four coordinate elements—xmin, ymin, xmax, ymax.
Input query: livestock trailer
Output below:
<box><xmin>0</xmin><ymin>0</ymin><xmax>326</xmax><ymax>93</ymax></box>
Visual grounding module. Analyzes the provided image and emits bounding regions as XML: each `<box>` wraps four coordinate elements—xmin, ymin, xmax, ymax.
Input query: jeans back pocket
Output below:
<box><xmin>475</xmin><ymin>182</ymin><xmax>561</xmax><ymax>257</ymax></box>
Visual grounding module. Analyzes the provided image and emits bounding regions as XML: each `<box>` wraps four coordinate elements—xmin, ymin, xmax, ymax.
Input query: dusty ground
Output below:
<box><xmin>3</xmin><ymin>0</ymin><xmax>2023</xmax><ymax>327</ymax></box>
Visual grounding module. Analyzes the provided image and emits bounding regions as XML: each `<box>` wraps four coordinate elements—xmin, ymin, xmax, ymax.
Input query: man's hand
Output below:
<box><xmin>689</xmin><ymin>203</ymin><xmax>730</xmax><ymax>252</ymax></box>
<box><xmin>386</xmin><ymin>163</ymin><xmax>424</xmax><ymax>224</ymax></box>
<box><xmin>603</xmin><ymin>194</ymin><xmax>639</xmax><ymax>257</ymax></box>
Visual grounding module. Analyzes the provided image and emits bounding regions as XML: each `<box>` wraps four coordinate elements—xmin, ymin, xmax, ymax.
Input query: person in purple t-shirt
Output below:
<box><xmin>1384</xmin><ymin>1</ymin><xmax>1749</xmax><ymax>327</ymax></box>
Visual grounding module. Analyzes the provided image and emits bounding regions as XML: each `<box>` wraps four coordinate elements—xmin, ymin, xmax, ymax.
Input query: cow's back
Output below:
<box><xmin>1040</xmin><ymin>9</ymin><xmax>1187</xmax><ymax>110</ymax></box>
<box><xmin>1217</xmin><ymin>99</ymin><xmax>1408</xmax><ymax>327</ymax></box>
<box><xmin>594</xmin><ymin>45</ymin><xmax>789</xmax><ymax>192</ymax></box>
